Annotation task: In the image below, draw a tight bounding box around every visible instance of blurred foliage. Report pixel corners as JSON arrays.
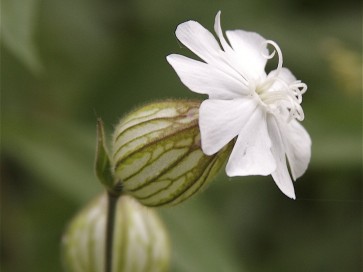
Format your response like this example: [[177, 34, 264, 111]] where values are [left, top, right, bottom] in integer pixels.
[[1, 0, 42, 73], [1, 0, 361, 271]]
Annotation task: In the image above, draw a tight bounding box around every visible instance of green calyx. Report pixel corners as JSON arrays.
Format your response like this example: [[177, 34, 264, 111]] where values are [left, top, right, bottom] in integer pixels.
[[94, 99, 232, 206], [110, 100, 232, 207]]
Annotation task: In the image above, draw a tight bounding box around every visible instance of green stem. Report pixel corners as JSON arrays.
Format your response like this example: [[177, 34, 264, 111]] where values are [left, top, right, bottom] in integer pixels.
[[105, 190, 120, 272]]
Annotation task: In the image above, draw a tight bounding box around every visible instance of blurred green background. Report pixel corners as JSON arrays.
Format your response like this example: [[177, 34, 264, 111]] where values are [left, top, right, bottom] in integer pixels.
[[1, 0, 362, 271]]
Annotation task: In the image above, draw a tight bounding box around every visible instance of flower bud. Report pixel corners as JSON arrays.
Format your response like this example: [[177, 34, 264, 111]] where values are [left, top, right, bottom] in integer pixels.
[[112, 100, 232, 206], [61, 194, 170, 272]]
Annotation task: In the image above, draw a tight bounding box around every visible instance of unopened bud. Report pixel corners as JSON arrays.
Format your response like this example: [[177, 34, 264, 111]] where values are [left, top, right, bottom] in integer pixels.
[[112, 100, 232, 206], [61, 194, 170, 272]]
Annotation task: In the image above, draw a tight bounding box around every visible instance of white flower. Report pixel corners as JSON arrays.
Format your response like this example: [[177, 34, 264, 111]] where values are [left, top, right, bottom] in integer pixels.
[[167, 11, 311, 199]]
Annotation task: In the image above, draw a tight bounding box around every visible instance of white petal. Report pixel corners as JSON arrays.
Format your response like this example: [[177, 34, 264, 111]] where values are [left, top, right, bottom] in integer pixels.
[[267, 115, 296, 199], [166, 54, 249, 99], [199, 98, 258, 155], [175, 16, 247, 86], [175, 20, 222, 64], [225, 106, 276, 176], [226, 29, 268, 80], [279, 119, 311, 180]]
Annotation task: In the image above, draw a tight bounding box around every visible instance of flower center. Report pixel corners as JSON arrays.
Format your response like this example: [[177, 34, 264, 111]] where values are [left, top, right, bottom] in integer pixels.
[[255, 41, 307, 121]]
